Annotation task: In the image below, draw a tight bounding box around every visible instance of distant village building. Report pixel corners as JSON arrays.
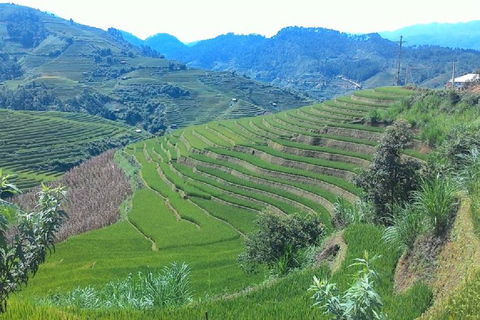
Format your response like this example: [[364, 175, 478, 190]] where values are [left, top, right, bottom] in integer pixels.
[[446, 73, 480, 90]]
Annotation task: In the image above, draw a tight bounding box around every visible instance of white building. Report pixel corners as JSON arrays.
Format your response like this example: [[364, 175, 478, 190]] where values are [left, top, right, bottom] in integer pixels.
[[446, 73, 480, 89]]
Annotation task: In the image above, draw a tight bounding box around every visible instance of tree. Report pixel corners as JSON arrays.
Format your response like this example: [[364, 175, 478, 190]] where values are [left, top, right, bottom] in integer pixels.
[[354, 120, 421, 224], [0, 170, 66, 313]]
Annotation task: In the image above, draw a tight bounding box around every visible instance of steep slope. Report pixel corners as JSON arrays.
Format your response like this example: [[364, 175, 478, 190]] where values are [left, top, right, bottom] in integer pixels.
[[139, 27, 480, 100], [0, 4, 312, 133]]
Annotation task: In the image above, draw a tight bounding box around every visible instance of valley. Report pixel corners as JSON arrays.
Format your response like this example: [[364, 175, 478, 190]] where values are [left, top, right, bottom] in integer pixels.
[[0, 3, 480, 319]]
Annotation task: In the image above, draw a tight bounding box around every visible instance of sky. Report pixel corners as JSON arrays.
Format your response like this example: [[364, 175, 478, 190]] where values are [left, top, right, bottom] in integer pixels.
[[2, 0, 480, 43]]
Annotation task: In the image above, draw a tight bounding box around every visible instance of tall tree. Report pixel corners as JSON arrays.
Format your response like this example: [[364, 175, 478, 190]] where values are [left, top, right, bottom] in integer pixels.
[[354, 120, 421, 223]]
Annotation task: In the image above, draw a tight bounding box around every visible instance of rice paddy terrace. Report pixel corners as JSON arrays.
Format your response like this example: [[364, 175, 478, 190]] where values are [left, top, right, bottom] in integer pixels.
[[0, 109, 143, 189], [128, 86, 423, 236], [12, 87, 432, 319]]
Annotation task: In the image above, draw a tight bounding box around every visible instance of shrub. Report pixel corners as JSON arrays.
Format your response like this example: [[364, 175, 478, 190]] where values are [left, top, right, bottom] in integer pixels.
[[0, 172, 66, 313], [413, 175, 460, 236], [354, 120, 421, 223], [238, 210, 324, 275]]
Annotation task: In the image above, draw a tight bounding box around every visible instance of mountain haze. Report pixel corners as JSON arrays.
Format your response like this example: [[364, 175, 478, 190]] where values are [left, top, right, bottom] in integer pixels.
[[136, 27, 480, 100], [380, 21, 480, 51]]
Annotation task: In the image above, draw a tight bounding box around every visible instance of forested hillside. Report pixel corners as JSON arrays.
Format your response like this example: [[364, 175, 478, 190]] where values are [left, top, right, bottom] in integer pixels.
[[139, 27, 480, 100], [0, 4, 312, 133]]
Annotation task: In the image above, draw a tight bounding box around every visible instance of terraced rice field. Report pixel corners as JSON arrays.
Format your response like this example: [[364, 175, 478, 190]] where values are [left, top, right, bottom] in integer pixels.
[[125, 86, 423, 256], [0, 109, 142, 189], [14, 87, 430, 318]]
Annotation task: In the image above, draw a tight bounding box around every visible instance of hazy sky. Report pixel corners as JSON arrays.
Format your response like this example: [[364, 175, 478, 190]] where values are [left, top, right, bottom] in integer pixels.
[[3, 0, 480, 42]]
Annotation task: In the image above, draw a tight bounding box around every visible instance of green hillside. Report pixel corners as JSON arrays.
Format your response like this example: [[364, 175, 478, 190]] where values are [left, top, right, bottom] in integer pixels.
[[5, 86, 449, 319], [0, 4, 312, 133], [0, 108, 143, 189]]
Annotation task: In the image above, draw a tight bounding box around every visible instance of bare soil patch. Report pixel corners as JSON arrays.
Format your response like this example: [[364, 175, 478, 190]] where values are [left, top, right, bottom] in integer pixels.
[[314, 231, 347, 274]]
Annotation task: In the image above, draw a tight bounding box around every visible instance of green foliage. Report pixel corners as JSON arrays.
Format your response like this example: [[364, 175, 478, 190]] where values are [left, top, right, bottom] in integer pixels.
[[439, 122, 480, 171], [238, 211, 324, 275], [379, 90, 480, 148], [413, 175, 460, 236], [42, 262, 192, 310], [0, 174, 66, 313], [354, 120, 422, 223], [333, 196, 375, 228], [5, 9, 47, 48], [382, 174, 459, 251], [310, 251, 385, 320], [382, 203, 426, 250], [458, 147, 480, 236]]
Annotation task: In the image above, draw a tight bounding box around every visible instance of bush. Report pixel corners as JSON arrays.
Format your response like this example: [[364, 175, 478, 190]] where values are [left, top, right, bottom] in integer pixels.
[[0, 172, 66, 313], [238, 210, 324, 275], [354, 120, 421, 223], [413, 175, 460, 236]]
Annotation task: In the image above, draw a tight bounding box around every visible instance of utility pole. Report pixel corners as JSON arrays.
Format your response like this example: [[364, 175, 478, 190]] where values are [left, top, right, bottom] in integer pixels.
[[450, 61, 456, 90], [396, 36, 404, 86]]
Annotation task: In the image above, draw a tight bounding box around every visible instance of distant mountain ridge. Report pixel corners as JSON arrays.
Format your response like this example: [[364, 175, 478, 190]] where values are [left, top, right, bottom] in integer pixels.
[[379, 21, 480, 51], [132, 26, 480, 100]]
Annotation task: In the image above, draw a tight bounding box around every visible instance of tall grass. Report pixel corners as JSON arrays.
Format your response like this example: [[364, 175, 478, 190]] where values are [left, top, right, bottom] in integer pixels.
[[333, 197, 374, 228], [413, 175, 460, 236], [382, 204, 426, 250], [458, 147, 480, 236], [42, 262, 192, 310]]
